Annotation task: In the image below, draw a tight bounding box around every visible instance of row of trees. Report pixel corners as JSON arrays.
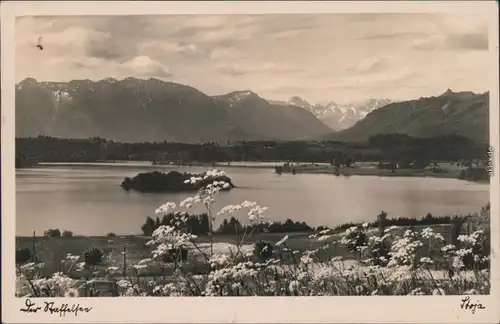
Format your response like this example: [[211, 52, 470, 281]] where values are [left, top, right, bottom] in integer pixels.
[[334, 212, 464, 232], [140, 213, 316, 237], [43, 229, 73, 237], [16, 134, 489, 165], [141, 211, 469, 237], [141, 213, 211, 236], [16, 245, 104, 268], [459, 167, 490, 181]]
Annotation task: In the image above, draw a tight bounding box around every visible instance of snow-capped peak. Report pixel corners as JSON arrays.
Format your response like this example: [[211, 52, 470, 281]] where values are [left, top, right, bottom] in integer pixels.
[[102, 77, 118, 83], [288, 96, 312, 109], [236, 90, 255, 99], [215, 90, 260, 107], [52, 89, 72, 102], [286, 96, 393, 130]]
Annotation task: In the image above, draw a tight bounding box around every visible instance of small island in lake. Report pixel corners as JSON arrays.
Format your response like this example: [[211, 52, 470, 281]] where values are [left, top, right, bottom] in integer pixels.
[[121, 170, 235, 193]]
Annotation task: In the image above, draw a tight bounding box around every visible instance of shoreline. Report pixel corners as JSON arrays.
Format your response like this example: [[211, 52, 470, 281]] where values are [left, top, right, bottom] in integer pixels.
[[274, 164, 489, 183], [21, 161, 489, 183]]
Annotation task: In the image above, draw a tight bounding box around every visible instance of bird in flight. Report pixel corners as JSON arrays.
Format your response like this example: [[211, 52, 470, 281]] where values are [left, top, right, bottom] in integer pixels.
[[36, 36, 43, 50]]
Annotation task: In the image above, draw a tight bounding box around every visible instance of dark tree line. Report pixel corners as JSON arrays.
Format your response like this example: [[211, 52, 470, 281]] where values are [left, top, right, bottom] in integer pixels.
[[367, 133, 488, 165], [43, 229, 73, 237], [16, 134, 489, 165], [141, 213, 211, 236], [333, 212, 465, 232], [140, 212, 465, 237], [218, 217, 314, 235], [140, 213, 316, 236]]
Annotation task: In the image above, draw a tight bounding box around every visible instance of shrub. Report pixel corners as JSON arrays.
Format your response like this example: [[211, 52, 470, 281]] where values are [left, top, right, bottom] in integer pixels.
[[341, 226, 368, 260], [253, 240, 273, 260], [16, 247, 32, 265], [162, 247, 189, 263], [106, 232, 117, 237], [62, 230, 73, 237], [83, 247, 104, 267], [44, 229, 61, 237]]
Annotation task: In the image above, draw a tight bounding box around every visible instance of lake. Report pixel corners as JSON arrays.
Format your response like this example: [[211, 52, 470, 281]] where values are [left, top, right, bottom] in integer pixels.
[[15, 163, 490, 236]]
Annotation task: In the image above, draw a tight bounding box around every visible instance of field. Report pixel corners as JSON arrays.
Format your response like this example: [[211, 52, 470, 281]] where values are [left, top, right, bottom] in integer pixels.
[[16, 224, 455, 279], [16, 232, 322, 277]]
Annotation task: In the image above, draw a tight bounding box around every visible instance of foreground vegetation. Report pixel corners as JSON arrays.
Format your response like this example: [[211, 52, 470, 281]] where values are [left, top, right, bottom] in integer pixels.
[[16, 170, 490, 297]]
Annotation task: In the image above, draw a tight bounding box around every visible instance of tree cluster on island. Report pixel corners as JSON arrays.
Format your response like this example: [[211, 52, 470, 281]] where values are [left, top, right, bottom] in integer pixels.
[[121, 170, 235, 193]]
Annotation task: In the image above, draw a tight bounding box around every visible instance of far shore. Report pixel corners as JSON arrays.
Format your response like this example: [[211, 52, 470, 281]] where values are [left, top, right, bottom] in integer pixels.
[[33, 160, 489, 183]]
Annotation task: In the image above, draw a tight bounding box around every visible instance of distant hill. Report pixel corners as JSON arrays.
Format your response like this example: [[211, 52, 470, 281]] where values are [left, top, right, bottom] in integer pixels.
[[214, 91, 331, 141], [15, 78, 333, 143], [321, 90, 489, 143]]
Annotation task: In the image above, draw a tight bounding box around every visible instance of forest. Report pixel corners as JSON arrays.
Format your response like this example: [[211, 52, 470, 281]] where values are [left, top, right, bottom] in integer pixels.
[[15, 134, 490, 166]]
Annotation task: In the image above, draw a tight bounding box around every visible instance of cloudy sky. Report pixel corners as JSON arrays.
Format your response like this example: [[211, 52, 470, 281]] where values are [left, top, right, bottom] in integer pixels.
[[16, 13, 490, 104]]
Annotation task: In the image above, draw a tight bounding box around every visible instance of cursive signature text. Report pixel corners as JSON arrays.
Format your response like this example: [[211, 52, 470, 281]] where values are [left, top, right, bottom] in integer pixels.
[[20, 298, 93, 317], [460, 296, 486, 314]]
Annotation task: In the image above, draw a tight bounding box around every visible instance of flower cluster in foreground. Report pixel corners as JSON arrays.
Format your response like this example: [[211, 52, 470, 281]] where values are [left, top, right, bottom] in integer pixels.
[[16, 170, 491, 297]]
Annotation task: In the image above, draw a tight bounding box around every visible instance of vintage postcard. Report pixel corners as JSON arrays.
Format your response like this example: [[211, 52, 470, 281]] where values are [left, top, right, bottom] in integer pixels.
[[1, 1, 499, 323]]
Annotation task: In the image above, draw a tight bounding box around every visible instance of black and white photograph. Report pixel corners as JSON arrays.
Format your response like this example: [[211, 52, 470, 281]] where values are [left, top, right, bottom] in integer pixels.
[[2, 1, 499, 323]]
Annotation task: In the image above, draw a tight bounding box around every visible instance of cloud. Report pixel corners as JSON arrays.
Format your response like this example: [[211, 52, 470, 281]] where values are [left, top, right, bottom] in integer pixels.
[[66, 55, 173, 79], [412, 32, 489, 51], [24, 26, 110, 55], [217, 61, 301, 77], [192, 26, 257, 46], [70, 56, 107, 70], [269, 30, 302, 39], [358, 32, 431, 41], [140, 41, 207, 58], [15, 13, 492, 103], [208, 47, 235, 60], [443, 33, 489, 50], [346, 57, 390, 74], [121, 56, 173, 78], [86, 36, 140, 62]]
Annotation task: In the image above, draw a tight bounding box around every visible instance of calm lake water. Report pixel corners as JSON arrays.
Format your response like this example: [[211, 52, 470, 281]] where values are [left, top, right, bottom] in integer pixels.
[[15, 163, 490, 236]]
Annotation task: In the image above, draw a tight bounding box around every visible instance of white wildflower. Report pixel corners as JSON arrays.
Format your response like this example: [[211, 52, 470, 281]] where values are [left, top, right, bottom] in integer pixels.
[[155, 202, 177, 215], [275, 235, 289, 247], [289, 280, 300, 293], [419, 257, 434, 265], [384, 225, 399, 233], [317, 235, 331, 241], [64, 288, 80, 298], [117, 280, 132, 288], [432, 288, 446, 296]]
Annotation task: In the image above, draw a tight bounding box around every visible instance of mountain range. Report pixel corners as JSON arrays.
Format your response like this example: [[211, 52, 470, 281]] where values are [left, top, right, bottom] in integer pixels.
[[270, 97, 393, 130], [15, 78, 489, 144], [324, 89, 489, 143], [15, 78, 333, 143]]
